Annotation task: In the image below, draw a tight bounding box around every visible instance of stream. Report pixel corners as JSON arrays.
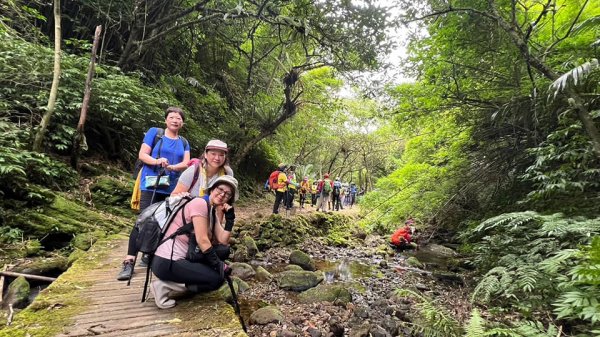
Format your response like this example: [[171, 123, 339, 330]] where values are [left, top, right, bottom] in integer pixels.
[[237, 234, 470, 337]]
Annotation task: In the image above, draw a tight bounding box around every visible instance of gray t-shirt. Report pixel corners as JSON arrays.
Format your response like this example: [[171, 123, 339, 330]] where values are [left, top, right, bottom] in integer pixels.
[[178, 163, 234, 197]]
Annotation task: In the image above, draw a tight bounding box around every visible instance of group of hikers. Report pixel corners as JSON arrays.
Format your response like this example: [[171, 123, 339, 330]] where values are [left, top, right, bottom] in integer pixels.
[[267, 163, 360, 214], [120, 106, 238, 309], [119, 107, 416, 311]]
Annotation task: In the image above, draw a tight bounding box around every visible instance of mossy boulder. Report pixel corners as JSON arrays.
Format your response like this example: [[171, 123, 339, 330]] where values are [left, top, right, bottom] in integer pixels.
[[3, 276, 30, 309], [12, 256, 68, 275], [249, 306, 284, 325], [242, 236, 259, 257], [67, 248, 86, 266], [217, 277, 249, 301], [24, 240, 43, 256], [90, 175, 136, 218], [406, 257, 423, 268], [255, 266, 272, 282], [275, 270, 324, 291], [232, 245, 249, 262], [230, 262, 255, 280], [285, 264, 304, 271], [289, 250, 315, 271], [7, 194, 129, 239], [72, 230, 106, 251], [298, 284, 352, 305]]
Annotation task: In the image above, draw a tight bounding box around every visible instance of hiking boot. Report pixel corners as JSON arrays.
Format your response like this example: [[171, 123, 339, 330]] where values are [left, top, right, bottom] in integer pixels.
[[138, 254, 150, 267], [116, 259, 134, 281]]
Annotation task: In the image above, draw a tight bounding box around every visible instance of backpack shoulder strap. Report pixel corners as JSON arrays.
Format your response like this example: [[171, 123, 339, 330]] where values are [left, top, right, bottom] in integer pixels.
[[179, 135, 189, 151], [189, 162, 201, 193], [152, 128, 165, 158]]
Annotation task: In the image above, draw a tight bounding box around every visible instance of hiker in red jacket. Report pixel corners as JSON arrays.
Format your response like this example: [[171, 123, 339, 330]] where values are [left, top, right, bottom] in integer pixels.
[[390, 218, 417, 251]]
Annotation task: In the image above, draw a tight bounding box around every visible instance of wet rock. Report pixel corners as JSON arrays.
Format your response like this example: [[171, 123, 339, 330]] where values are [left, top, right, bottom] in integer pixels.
[[379, 260, 388, 268], [298, 284, 352, 305], [249, 306, 284, 325], [349, 323, 372, 337], [415, 283, 430, 291], [255, 266, 273, 282], [370, 325, 392, 337], [12, 256, 68, 275], [3, 276, 30, 309], [243, 236, 259, 258], [431, 271, 464, 285], [285, 264, 304, 271], [230, 262, 256, 280], [421, 243, 457, 258], [278, 330, 297, 337], [275, 270, 323, 291], [380, 315, 399, 336], [307, 327, 322, 337], [353, 305, 370, 319], [289, 250, 316, 271]]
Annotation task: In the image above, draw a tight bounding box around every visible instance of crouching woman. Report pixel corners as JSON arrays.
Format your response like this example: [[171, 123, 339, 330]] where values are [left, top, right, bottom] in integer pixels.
[[151, 175, 238, 308]]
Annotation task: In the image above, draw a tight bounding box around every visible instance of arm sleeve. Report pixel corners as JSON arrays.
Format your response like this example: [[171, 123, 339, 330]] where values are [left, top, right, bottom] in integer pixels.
[[142, 127, 158, 148]]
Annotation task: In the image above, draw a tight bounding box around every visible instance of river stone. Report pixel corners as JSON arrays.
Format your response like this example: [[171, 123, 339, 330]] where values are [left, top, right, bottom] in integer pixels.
[[275, 270, 323, 291], [421, 243, 457, 258], [255, 266, 273, 282], [431, 271, 464, 285], [217, 277, 249, 300], [330, 316, 345, 337], [406, 257, 423, 268], [233, 245, 249, 262], [285, 264, 304, 271], [230, 262, 256, 280], [249, 306, 284, 325], [369, 325, 392, 337], [3, 276, 30, 309], [289, 250, 315, 271], [349, 323, 372, 337], [243, 236, 259, 257], [298, 284, 352, 305]]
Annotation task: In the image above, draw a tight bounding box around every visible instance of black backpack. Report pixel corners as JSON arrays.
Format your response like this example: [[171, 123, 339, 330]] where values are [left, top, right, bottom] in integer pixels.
[[132, 128, 190, 179], [132, 196, 195, 301]]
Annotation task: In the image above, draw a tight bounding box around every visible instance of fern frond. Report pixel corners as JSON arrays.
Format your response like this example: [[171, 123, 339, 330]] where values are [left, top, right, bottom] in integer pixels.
[[464, 308, 485, 337], [396, 288, 462, 337], [549, 59, 599, 99]]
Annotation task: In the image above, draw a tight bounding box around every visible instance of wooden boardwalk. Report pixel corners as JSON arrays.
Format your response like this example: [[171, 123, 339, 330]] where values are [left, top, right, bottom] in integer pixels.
[[4, 237, 246, 337]]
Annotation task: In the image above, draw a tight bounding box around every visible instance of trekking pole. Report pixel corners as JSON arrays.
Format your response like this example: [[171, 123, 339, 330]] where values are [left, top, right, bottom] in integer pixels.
[[225, 275, 247, 332]]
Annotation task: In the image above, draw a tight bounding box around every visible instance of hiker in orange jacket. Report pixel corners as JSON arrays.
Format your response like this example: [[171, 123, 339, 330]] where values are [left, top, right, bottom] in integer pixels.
[[390, 218, 417, 251]]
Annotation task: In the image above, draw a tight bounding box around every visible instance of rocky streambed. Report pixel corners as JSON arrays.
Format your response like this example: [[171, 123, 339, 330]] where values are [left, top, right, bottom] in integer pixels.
[[227, 213, 473, 337]]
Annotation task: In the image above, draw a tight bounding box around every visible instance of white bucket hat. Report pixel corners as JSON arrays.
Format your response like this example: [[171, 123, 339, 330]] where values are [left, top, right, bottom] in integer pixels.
[[208, 175, 239, 202]]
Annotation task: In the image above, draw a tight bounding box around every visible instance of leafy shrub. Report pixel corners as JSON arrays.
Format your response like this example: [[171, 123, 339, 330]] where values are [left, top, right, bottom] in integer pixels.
[[464, 211, 600, 334]]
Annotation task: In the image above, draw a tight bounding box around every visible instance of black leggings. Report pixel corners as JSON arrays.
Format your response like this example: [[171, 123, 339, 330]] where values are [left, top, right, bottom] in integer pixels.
[[151, 244, 231, 293], [126, 191, 168, 256]]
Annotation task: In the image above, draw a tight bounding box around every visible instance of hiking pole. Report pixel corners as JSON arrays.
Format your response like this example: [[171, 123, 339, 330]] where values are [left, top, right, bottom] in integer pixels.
[[225, 275, 247, 332]]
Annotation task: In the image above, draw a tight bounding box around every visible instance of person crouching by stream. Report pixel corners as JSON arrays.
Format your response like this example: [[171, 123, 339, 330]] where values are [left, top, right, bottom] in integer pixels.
[[150, 175, 238, 309], [390, 218, 418, 251]]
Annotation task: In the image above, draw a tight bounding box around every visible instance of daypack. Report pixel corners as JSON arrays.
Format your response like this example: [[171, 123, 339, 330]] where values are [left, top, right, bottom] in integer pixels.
[[322, 179, 332, 194], [333, 181, 341, 195], [268, 170, 280, 190], [133, 195, 195, 301], [131, 128, 190, 179]]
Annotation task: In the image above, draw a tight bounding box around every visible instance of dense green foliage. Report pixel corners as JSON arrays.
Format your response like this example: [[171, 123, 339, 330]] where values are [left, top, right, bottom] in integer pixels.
[[1, 0, 600, 336]]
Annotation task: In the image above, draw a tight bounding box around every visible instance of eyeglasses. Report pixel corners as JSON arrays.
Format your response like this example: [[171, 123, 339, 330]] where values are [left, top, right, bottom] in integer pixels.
[[214, 186, 232, 198]]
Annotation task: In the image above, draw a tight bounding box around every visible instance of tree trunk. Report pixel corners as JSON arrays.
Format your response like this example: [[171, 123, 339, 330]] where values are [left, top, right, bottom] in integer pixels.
[[32, 0, 61, 152], [71, 25, 102, 169]]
